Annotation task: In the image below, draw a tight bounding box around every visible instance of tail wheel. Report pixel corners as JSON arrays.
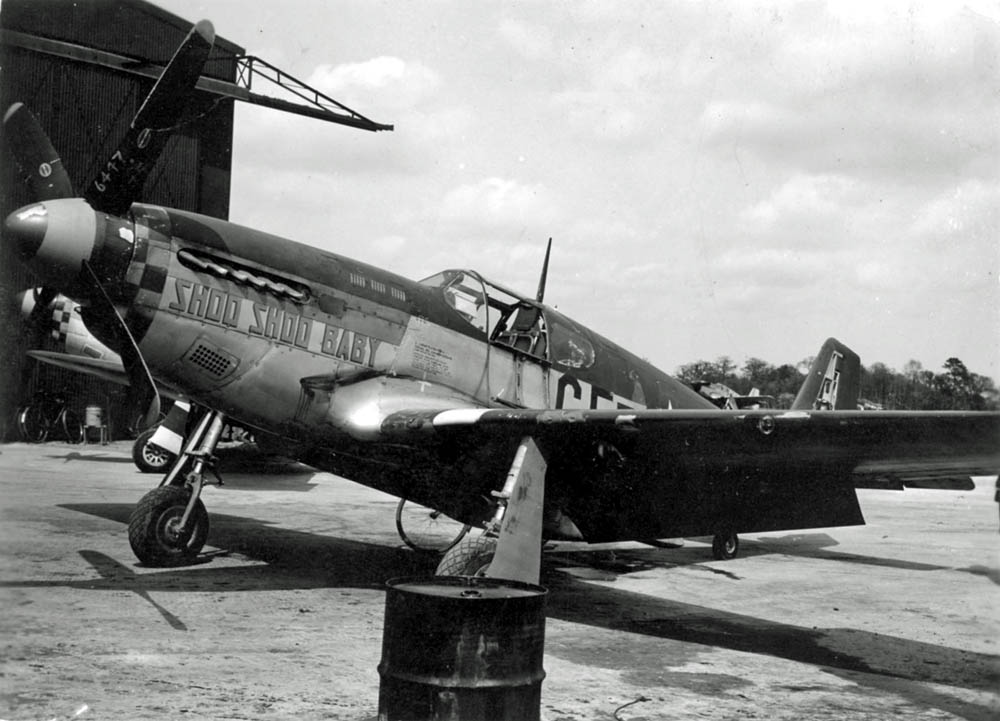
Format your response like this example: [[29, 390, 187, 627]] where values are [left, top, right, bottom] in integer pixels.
[[712, 529, 739, 560], [435, 535, 498, 577], [128, 486, 209, 567], [132, 427, 176, 473], [60, 409, 84, 444], [395, 498, 471, 554]]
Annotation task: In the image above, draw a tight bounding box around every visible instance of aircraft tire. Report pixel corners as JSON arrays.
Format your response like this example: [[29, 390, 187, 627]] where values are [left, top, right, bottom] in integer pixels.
[[435, 535, 497, 577], [711, 530, 739, 560], [128, 486, 209, 567], [132, 427, 176, 473]]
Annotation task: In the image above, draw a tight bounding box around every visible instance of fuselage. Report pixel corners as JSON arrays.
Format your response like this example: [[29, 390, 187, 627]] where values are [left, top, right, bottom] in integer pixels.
[[7, 197, 719, 531], [117, 203, 716, 432]]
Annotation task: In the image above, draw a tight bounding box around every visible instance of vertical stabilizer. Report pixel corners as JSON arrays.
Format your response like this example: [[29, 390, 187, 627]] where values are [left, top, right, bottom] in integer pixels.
[[792, 338, 861, 411]]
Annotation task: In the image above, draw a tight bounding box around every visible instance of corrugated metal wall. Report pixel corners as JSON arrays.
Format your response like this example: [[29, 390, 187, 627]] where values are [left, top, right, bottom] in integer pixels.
[[0, 0, 241, 440]]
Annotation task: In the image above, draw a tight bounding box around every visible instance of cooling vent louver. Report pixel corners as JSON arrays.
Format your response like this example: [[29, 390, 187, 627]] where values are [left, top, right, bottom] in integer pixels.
[[177, 249, 309, 303], [184, 340, 238, 379]]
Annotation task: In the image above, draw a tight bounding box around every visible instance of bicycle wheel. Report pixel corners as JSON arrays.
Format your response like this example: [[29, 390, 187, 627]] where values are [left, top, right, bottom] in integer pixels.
[[395, 498, 471, 553], [18, 404, 48, 442], [60, 409, 85, 444]]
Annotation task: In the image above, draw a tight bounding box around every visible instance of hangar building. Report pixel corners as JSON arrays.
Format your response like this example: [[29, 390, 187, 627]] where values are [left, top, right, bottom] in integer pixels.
[[0, 0, 387, 439]]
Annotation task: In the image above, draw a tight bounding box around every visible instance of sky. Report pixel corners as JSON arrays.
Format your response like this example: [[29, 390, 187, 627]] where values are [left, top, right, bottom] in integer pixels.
[[153, 0, 999, 380]]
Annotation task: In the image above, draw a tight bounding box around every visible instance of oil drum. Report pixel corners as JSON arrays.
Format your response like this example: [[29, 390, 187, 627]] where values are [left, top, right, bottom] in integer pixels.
[[378, 575, 547, 721]]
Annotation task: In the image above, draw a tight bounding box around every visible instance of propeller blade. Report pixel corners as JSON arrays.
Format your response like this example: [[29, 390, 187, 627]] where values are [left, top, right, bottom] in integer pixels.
[[82, 260, 161, 431], [25, 286, 59, 327], [84, 19, 215, 216], [17, 286, 60, 350], [3, 103, 75, 201], [123, 340, 163, 432]]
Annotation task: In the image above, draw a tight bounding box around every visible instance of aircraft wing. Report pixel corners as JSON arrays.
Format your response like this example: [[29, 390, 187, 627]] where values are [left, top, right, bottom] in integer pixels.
[[26, 350, 181, 400], [27, 350, 129, 386], [380, 407, 999, 541], [383, 407, 999, 466]]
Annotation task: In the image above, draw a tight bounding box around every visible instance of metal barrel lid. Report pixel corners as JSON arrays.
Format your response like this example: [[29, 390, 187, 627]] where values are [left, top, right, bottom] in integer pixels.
[[386, 575, 546, 600]]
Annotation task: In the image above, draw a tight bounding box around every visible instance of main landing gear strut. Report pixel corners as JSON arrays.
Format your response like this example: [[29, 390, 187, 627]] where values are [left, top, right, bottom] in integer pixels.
[[435, 436, 548, 585], [128, 410, 226, 566]]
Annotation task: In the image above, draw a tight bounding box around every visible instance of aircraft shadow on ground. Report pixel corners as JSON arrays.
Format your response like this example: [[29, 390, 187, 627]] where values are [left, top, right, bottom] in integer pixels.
[[546, 532, 957, 579], [37, 503, 999, 720], [57, 502, 436, 590], [210, 447, 318, 477], [542, 571, 998, 720], [45, 451, 136, 464], [185, 448, 324, 490], [209, 471, 320, 492], [44, 445, 318, 480]]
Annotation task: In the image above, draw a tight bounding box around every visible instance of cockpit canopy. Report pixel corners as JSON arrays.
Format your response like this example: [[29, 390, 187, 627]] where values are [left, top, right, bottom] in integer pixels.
[[420, 269, 595, 370]]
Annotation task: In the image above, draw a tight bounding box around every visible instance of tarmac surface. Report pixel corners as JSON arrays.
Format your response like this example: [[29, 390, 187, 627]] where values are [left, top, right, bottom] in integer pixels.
[[0, 440, 997, 720]]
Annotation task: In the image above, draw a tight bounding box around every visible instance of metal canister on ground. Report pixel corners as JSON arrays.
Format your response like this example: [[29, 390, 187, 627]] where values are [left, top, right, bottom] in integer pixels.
[[378, 575, 547, 721], [84, 405, 106, 444], [84, 405, 103, 427]]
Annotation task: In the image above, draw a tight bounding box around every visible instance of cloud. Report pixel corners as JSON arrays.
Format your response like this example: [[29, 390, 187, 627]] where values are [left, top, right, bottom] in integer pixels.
[[903, 180, 1000, 291], [370, 234, 408, 257], [497, 18, 555, 61], [550, 89, 643, 142], [154, 0, 999, 377], [730, 173, 879, 261], [697, 171, 999, 370], [438, 177, 557, 228], [307, 56, 441, 111], [699, 5, 1000, 181], [739, 173, 859, 229], [910, 179, 1000, 244], [548, 45, 678, 143], [232, 56, 472, 177]]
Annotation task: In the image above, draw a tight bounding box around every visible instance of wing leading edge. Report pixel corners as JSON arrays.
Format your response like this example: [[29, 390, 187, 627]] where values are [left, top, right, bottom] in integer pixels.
[[383, 406, 1000, 464]]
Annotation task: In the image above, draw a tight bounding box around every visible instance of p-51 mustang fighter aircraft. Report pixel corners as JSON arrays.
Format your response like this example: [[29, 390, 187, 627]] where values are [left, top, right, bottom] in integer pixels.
[[5, 19, 998, 583]]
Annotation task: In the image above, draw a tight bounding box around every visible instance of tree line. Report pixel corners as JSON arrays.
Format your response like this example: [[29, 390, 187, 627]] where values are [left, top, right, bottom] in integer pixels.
[[674, 355, 998, 411]]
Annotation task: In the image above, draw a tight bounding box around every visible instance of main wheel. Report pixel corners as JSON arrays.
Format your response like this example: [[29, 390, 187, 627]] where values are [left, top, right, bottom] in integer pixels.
[[128, 486, 209, 566], [132, 427, 177, 473], [395, 498, 471, 553], [711, 529, 739, 560], [18, 404, 47, 442], [60, 409, 84, 444], [435, 535, 498, 576]]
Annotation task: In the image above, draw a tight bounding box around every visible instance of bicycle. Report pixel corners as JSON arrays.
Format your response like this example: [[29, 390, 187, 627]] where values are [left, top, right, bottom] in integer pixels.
[[395, 498, 471, 554], [17, 389, 84, 443]]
